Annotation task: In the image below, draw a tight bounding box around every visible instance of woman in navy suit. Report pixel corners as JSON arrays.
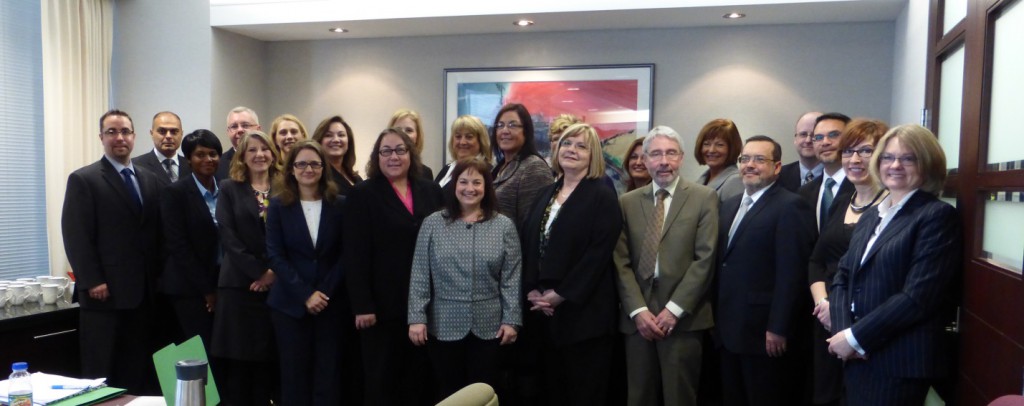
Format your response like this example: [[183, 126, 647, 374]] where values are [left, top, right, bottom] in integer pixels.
[[266, 140, 346, 405], [520, 123, 623, 406], [345, 128, 444, 405], [828, 124, 961, 406], [212, 130, 281, 405]]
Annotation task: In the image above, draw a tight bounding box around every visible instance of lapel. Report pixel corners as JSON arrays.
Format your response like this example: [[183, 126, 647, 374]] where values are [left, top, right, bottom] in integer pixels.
[[857, 193, 925, 270], [185, 177, 217, 230], [720, 194, 741, 257], [637, 184, 655, 228], [829, 178, 855, 213], [373, 176, 414, 219], [728, 183, 778, 251], [286, 200, 317, 253], [493, 158, 521, 186], [707, 165, 738, 192], [99, 158, 142, 216], [661, 179, 690, 240]]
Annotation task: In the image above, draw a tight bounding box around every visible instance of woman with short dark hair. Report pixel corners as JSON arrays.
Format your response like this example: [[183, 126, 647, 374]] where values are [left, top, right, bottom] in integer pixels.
[[694, 118, 744, 202]]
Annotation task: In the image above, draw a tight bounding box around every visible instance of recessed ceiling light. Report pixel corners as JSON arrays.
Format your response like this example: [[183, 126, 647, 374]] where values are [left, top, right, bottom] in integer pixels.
[[329, 27, 348, 33], [514, 19, 534, 27], [723, 12, 745, 19], [567, 87, 580, 91]]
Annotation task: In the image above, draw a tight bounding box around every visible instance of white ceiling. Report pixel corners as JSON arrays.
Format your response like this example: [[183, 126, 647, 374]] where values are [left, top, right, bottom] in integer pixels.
[[210, 0, 908, 41]]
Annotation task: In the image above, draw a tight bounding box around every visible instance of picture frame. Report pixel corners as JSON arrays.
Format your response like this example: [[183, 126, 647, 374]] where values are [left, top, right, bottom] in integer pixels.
[[442, 64, 654, 192]]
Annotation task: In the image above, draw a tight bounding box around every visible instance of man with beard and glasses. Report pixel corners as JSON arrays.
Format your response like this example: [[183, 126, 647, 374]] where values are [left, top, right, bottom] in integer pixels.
[[799, 113, 854, 232]]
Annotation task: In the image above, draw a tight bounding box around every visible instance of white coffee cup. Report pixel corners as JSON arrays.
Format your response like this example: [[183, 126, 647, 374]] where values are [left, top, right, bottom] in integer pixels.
[[0, 287, 9, 307], [42, 276, 72, 299], [42, 284, 64, 305], [23, 282, 42, 303], [7, 284, 27, 305]]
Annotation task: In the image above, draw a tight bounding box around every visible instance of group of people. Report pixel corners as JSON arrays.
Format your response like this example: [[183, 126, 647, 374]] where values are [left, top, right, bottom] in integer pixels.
[[60, 102, 961, 406]]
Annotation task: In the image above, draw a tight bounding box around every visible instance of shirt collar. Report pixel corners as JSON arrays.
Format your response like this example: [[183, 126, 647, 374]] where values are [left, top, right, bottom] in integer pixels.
[[877, 189, 918, 218], [104, 155, 135, 174], [744, 181, 775, 205], [153, 148, 183, 163], [801, 162, 824, 178], [652, 175, 681, 199], [192, 173, 219, 197]]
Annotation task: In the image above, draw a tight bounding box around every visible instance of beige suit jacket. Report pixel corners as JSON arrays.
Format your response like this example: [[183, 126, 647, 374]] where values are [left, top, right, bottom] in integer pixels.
[[613, 178, 719, 333]]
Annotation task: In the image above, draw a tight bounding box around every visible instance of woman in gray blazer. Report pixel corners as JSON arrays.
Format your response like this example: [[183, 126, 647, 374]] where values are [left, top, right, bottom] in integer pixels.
[[693, 118, 744, 203], [408, 158, 522, 400], [490, 103, 554, 229]]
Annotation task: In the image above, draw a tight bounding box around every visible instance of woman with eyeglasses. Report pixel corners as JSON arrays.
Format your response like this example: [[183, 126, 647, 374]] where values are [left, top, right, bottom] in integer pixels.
[[804, 119, 888, 406], [694, 118, 744, 203], [389, 108, 435, 180], [827, 125, 961, 406], [520, 123, 623, 406], [312, 115, 362, 196], [213, 130, 280, 405], [345, 128, 444, 405], [491, 103, 555, 229], [265, 140, 346, 405], [270, 114, 310, 163]]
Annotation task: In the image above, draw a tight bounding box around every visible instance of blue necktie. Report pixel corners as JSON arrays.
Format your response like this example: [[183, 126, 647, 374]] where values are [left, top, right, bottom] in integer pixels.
[[820, 178, 836, 231], [121, 168, 143, 209]]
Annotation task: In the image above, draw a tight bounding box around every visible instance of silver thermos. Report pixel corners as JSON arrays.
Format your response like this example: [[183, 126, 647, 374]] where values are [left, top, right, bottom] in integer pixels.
[[174, 359, 208, 406]]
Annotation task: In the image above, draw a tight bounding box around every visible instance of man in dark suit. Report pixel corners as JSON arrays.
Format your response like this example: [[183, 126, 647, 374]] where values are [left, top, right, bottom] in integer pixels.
[[216, 106, 262, 180], [716, 135, 816, 406], [614, 126, 719, 405], [778, 111, 823, 193], [61, 109, 162, 393], [798, 112, 853, 231], [132, 111, 191, 187]]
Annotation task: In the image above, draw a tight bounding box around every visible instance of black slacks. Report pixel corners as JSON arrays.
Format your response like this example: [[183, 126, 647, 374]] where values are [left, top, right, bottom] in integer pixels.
[[843, 359, 930, 406], [270, 307, 341, 406], [80, 306, 155, 394], [427, 334, 501, 401], [359, 320, 431, 405]]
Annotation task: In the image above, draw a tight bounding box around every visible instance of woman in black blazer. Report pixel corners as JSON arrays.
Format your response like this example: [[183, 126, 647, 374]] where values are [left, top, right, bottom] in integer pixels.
[[266, 140, 346, 405], [212, 130, 281, 405], [521, 124, 623, 406], [828, 125, 961, 406], [344, 128, 444, 405], [312, 115, 363, 196], [160, 130, 223, 350]]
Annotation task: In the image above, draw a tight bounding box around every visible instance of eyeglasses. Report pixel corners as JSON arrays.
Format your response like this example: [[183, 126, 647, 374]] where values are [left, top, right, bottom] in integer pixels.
[[879, 154, 917, 166], [841, 147, 874, 158], [558, 139, 589, 151], [293, 161, 324, 170], [228, 122, 256, 131], [812, 131, 842, 142], [379, 147, 409, 157], [646, 150, 682, 161], [794, 131, 812, 139], [494, 121, 522, 130], [155, 128, 181, 136], [738, 155, 774, 165], [103, 128, 134, 137]]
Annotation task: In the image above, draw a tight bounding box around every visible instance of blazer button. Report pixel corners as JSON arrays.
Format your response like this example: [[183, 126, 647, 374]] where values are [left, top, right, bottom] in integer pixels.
[[854, 288, 862, 293]]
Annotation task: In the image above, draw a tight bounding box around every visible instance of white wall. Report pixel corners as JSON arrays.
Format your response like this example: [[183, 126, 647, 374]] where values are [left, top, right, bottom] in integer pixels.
[[112, 0, 212, 156], [890, 0, 930, 127], [263, 22, 895, 181], [211, 28, 268, 148]]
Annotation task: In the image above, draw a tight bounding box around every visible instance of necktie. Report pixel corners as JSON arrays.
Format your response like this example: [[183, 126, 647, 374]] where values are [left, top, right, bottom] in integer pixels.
[[163, 158, 178, 182], [728, 196, 753, 247], [820, 177, 836, 231], [637, 189, 669, 281], [121, 168, 143, 209], [803, 170, 815, 185]]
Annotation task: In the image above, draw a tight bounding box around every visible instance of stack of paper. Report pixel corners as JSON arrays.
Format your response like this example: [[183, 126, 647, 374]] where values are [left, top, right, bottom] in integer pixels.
[[0, 372, 124, 405]]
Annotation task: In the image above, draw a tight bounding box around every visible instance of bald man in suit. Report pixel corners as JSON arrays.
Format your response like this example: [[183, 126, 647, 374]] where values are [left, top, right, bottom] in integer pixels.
[[614, 126, 719, 405]]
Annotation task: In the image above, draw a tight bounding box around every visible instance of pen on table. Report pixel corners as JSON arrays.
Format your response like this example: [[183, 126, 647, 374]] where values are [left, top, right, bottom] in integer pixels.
[[52, 385, 91, 390]]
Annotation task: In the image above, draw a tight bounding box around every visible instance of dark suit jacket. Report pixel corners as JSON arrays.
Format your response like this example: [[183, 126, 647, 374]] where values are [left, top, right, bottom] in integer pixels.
[[521, 177, 623, 347], [830, 191, 961, 378], [614, 179, 719, 334], [61, 157, 162, 309], [266, 196, 346, 319], [777, 161, 802, 193], [215, 148, 235, 181], [344, 176, 444, 322], [716, 183, 815, 354], [133, 150, 192, 187], [799, 174, 854, 231], [216, 180, 269, 288], [160, 176, 220, 296]]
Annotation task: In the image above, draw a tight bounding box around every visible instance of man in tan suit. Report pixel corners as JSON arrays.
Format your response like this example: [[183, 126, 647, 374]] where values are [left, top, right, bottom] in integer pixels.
[[614, 126, 719, 405]]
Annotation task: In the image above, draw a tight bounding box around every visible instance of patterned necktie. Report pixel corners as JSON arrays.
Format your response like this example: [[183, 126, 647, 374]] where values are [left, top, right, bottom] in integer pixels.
[[820, 177, 836, 231], [121, 168, 143, 209], [163, 158, 178, 182], [637, 189, 669, 281], [803, 170, 815, 185], [728, 196, 753, 247]]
